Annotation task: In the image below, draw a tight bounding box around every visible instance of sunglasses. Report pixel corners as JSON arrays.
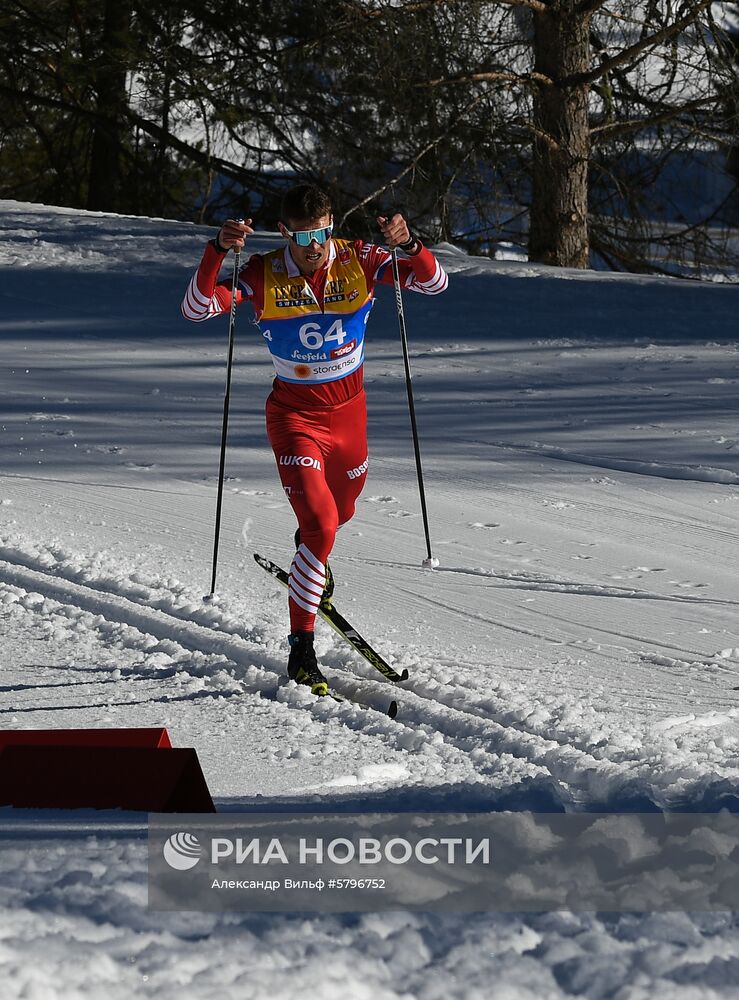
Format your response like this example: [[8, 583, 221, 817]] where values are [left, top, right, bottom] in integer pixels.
[[283, 224, 333, 247]]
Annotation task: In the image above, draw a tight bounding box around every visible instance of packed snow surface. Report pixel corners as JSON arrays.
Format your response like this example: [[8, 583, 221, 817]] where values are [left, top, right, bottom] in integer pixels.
[[1, 201, 738, 997]]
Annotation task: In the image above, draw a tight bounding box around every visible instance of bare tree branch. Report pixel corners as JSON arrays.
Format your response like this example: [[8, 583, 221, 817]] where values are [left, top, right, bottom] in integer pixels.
[[422, 70, 555, 89], [567, 0, 714, 87], [337, 135, 449, 225], [591, 94, 727, 141], [576, 0, 610, 15], [359, 0, 550, 15], [0, 83, 258, 188], [510, 117, 561, 152]]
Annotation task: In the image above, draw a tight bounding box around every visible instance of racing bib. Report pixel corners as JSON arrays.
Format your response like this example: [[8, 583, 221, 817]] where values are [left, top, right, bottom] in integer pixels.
[[256, 240, 373, 384]]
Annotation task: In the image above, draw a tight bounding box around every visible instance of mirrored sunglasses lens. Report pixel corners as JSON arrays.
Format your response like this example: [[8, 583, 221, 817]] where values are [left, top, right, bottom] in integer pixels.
[[293, 227, 331, 247]]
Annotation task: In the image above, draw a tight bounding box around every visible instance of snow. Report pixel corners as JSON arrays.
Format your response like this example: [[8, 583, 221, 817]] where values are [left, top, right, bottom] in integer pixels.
[[1, 199, 738, 996]]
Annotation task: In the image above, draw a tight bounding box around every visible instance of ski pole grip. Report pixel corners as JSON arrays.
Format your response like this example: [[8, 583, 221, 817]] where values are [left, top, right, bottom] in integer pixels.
[[380, 209, 417, 253], [380, 208, 402, 239], [234, 218, 245, 256]]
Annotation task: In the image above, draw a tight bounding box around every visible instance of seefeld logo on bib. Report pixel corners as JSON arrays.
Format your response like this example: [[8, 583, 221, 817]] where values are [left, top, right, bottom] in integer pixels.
[[163, 832, 203, 870]]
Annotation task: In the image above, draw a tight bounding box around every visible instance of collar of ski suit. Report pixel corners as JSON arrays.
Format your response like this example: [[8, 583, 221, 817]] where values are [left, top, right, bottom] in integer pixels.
[[284, 239, 337, 279]]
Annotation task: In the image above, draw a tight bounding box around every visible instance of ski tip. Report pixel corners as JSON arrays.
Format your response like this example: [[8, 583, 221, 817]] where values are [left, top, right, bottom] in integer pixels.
[[400, 668, 409, 681], [388, 700, 398, 719]]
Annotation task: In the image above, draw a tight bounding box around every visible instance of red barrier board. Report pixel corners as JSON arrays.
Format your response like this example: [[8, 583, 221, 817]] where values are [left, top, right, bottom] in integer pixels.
[[0, 728, 172, 750], [0, 745, 215, 813]]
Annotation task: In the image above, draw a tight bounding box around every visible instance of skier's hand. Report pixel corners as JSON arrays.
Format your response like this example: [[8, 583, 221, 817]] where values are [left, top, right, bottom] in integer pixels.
[[377, 213, 411, 249], [216, 218, 254, 252]]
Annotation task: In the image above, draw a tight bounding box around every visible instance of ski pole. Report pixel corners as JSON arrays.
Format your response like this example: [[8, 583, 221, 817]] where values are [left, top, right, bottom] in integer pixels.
[[390, 247, 438, 569], [204, 223, 243, 602]]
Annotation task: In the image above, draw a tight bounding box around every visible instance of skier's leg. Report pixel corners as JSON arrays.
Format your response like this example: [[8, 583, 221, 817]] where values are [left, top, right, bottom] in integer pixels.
[[266, 400, 338, 636], [325, 390, 369, 529]]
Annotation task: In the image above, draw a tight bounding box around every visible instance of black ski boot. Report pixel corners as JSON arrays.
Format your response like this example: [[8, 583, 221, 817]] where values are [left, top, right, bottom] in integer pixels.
[[293, 528, 334, 604], [287, 632, 329, 696]]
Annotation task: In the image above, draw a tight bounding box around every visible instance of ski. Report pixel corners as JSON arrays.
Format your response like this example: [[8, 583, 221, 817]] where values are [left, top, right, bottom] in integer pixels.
[[288, 675, 398, 718], [253, 552, 409, 684], [325, 689, 399, 719]]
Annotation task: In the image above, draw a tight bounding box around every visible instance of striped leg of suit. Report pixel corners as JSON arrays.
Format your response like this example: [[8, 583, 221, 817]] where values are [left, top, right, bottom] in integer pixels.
[[288, 544, 327, 632]]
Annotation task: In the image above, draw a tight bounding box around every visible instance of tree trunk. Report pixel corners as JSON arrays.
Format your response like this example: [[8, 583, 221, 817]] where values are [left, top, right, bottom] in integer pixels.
[[87, 0, 132, 212], [725, 29, 739, 184], [529, 4, 591, 268]]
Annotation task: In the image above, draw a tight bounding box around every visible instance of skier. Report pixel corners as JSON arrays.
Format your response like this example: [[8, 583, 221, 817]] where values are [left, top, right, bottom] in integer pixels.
[[182, 184, 448, 694]]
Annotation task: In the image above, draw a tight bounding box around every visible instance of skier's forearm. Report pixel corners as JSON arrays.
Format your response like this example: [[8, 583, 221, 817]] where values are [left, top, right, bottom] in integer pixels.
[[197, 240, 229, 296], [384, 244, 449, 295], [181, 242, 230, 322], [402, 243, 437, 282]]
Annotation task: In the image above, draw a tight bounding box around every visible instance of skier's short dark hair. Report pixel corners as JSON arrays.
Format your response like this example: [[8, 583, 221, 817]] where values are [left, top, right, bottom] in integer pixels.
[[280, 184, 332, 225]]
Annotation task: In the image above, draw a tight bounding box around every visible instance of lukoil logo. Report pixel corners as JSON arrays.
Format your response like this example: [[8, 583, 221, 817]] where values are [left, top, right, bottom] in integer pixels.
[[163, 832, 203, 871], [279, 455, 322, 470]]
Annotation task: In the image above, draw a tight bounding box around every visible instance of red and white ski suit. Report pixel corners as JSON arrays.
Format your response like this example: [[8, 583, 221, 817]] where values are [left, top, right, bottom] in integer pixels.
[[182, 236, 448, 632]]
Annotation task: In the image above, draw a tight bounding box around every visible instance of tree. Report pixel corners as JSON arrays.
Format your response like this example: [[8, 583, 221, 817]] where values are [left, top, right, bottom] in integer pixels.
[[0, 0, 215, 216], [331, 0, 737, 272], [86, 0, 133, 210], [2, 0, 737, 275]]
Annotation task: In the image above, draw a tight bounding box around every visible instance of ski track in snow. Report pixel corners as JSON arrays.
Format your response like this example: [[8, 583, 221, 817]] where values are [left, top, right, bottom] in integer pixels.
[[1, 542, 738, 814], [488, 439, 739, 486]]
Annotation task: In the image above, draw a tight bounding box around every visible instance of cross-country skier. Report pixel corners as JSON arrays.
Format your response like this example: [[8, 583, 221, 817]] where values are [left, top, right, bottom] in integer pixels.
[[182, 184, 448, 694]]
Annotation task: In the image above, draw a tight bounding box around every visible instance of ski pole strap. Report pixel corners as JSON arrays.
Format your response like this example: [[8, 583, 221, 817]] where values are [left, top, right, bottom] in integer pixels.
[[397, 234, 421, 255]]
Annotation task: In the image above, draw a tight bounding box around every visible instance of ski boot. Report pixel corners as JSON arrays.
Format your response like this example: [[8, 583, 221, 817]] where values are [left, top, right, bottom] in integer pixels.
[[287, 632, 329, 696], [293, 528, 334, 605]]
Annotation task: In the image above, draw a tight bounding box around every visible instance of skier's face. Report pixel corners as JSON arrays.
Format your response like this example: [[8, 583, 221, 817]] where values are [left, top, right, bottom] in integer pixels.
[[279, 214, 333, 275]]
